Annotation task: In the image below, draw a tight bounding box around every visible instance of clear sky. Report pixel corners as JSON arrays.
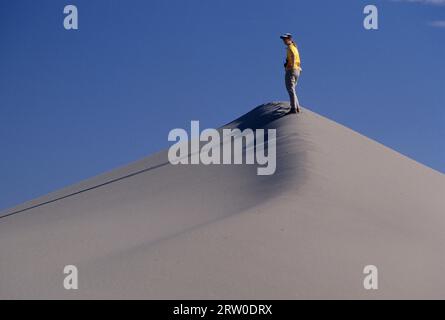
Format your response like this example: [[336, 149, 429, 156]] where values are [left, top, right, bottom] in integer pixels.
[[1, 0, 444, 210]]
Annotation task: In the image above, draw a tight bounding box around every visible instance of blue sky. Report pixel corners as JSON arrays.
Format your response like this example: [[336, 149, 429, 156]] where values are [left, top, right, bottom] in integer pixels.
[[1, 0, 444, 210]]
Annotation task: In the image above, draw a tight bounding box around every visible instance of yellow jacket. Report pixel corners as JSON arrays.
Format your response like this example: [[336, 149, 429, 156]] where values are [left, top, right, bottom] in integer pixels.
[[285, 42, 301, 71]]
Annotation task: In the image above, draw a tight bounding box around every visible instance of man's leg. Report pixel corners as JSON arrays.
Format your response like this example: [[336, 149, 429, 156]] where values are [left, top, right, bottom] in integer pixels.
[[285, 69, 300, 112], [293, 69, 301, 112]]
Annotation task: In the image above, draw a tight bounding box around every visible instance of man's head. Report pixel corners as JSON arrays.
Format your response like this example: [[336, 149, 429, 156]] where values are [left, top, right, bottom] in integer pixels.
[[280, 33, 293, 45]]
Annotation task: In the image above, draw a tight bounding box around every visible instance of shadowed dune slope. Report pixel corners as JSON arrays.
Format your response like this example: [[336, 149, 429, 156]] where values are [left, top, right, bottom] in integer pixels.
[[0, 102, 444, 299]]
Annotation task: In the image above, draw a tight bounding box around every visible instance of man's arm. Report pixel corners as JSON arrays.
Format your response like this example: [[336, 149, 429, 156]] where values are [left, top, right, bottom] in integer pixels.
[[288, 49, 295, 69]]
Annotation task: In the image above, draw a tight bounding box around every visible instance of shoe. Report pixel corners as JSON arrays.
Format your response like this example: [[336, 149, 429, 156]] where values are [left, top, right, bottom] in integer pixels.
[[296, 107, 301, 113], [289, 108, 297, 114]]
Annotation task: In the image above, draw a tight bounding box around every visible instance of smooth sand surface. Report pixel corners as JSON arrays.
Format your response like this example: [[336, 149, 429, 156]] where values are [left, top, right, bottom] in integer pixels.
[[0, 102, 444, 299]]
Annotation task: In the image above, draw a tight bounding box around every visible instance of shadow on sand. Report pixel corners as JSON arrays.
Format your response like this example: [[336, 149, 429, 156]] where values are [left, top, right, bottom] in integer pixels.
[[223, 101, 292, 130]]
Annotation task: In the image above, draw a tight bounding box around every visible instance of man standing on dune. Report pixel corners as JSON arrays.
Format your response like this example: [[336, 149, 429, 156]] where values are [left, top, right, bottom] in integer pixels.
[[281, 33, 302, 114]]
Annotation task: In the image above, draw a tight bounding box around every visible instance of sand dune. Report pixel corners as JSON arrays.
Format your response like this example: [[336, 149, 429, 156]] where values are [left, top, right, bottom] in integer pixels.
[[0, 102, 444, 299]]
